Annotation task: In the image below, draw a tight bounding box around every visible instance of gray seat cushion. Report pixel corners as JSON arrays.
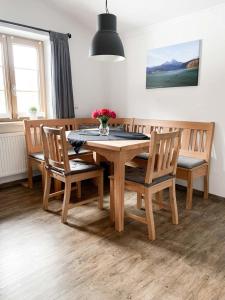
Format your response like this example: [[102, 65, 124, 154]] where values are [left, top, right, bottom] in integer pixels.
[[79, 125, 97, 129], [51, 159, 101, 176], [136, 152, 149, 160], [30, 148, 92, 161], [30, 152, 44, 161], [177, 156, 206, 169], [109, 125, 125, 131], [68, 148, 92, 157], [136, 153, 206, 170], [125, 166, 174, 187]]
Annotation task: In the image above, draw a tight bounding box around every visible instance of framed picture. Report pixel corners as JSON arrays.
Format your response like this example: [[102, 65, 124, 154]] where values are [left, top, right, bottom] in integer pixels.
[[146, 40, 201, 89]]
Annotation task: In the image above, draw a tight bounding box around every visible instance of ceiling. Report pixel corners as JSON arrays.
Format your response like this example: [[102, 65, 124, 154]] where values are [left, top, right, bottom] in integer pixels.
[[43, 0, 225, 34]]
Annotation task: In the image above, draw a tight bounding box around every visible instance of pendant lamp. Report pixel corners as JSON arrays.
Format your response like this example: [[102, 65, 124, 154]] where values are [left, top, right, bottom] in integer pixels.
[[89, 0, 125, 62]]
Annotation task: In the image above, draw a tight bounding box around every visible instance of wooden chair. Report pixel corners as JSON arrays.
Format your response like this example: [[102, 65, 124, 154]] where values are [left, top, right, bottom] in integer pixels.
[[175, 122, 215, 209], [41, 125, 104, 223], [132, 119, 215, 209], [24, 119, 93, 189], [110, 131, 181, 240]]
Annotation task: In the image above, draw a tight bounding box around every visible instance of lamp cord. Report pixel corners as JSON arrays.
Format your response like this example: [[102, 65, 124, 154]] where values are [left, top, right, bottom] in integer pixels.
[[105, 0, 109, 13]]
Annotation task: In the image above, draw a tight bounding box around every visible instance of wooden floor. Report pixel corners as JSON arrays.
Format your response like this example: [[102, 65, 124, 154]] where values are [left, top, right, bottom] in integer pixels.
[[1, 180, 225, 300]]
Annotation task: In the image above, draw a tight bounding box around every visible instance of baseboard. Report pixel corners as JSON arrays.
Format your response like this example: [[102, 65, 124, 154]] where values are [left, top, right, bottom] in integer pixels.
[[0, 173, 28, 185], [176, 184, 225, 201], [0, 170, 40, 186], [1, 175, 224, 202]]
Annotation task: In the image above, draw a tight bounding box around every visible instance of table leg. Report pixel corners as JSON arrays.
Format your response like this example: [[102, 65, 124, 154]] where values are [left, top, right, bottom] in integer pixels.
[[113, 155, 125, 232], [93, 152, 102, 187], [93, 152, 101, 165]]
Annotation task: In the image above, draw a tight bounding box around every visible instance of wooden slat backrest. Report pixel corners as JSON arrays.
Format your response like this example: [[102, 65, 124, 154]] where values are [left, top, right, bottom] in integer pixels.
[[41, 126, 70, 174], [108, 118, 134, 132], [24, 119, 76, 154], [134, 119, 215, 162], [74, 118, 99, 130], [74, 118, 134, 132], [145, 131, 181, 184]]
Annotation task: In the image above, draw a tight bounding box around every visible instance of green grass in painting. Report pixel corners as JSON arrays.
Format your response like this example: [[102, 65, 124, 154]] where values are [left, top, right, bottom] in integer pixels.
[[146, 68, 199, 89]]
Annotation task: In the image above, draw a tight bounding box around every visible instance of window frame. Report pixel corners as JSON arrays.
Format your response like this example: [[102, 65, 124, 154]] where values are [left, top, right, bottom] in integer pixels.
[[0, 35, 12, 119], [0, 33, 46, 121]]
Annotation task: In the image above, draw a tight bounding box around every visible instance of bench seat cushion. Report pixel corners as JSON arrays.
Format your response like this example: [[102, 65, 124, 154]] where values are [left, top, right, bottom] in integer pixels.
[[125, 166, 174, 187], [177, 156, 206, 169], [136, 152, 149, 160], [30, 148, 92, 161], [135, 153, 206, 169]]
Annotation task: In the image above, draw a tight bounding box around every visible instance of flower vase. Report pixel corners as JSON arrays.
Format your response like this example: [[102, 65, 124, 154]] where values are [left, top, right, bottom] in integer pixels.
[[99, 120, 109, 136]]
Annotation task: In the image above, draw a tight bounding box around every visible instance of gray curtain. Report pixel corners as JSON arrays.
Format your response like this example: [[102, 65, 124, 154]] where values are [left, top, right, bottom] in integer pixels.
[[50, 31, 75, 118]]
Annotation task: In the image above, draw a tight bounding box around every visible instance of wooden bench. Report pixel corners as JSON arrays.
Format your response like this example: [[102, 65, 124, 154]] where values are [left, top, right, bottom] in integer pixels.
[[24, 118, 94, 189], [132, 119, 215, 209]]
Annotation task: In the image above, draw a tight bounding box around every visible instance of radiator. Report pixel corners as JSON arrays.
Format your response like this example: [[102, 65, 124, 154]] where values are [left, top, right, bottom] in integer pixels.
[[0, 132, 27, 178]]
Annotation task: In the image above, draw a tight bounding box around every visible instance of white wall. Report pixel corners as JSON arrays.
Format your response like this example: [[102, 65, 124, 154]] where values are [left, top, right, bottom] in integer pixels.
[[106, 4, 225, 197], [0, 0, 106, 117]]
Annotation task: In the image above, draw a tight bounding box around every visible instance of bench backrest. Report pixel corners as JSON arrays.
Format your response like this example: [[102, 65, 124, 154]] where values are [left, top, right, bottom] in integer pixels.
[[24, 118, 76, 154], [24, 117, 214, 163], [75, 117, 134, 132], [24, 117, 134, 154], [74, 118, 99, 130], [133, 119, 215, 162], [108, 118, 134, 132]]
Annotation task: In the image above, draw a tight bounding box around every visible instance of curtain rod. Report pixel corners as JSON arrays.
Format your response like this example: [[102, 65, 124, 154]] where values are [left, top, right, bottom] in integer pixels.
[[0, 19, 72, 38]]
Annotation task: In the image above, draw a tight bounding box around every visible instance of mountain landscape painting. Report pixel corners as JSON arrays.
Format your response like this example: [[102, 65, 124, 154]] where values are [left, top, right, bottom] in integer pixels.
[[146, 40, 201, 89]]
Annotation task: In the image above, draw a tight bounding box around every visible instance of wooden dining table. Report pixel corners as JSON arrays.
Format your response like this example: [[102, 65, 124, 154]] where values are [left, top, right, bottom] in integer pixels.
[[66, 131, 150, 232]]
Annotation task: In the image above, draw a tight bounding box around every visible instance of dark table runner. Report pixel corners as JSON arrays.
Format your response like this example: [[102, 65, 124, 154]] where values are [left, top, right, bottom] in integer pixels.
[[68, 129, 150, 153]]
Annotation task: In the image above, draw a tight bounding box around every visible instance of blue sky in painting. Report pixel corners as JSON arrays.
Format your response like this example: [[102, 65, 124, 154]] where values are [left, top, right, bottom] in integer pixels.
[[147, 40, 200, 67]]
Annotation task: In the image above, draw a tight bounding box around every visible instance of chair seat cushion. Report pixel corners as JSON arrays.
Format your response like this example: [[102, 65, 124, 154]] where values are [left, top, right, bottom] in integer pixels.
[[30, 149, 92, 161], [125, 166, 174, 187], [177, 156, 206, 169], [68, 159, 100, 175], [135, 153, 206, 170]]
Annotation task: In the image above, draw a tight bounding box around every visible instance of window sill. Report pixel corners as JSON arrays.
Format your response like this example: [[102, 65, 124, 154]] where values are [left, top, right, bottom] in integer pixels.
[[0, 121, 24, 134]]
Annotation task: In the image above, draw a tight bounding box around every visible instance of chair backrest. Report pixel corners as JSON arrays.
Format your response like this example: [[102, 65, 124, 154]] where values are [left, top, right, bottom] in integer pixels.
[[145, 131, 181, 185], [133, 119, 215, 162], [41, 125, 70, 174], [24, 118, 76, 154], [108, 118, 134, 132]]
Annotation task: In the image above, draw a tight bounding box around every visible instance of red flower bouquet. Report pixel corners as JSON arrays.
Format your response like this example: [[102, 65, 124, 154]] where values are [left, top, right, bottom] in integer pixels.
[[92, 108, 116, 135]]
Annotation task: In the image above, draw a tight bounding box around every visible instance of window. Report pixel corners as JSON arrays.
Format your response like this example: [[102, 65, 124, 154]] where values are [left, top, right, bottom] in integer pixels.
[[0, 34, 46, 120]]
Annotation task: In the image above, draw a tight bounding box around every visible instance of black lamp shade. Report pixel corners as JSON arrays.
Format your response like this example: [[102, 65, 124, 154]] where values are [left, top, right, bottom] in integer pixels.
[[89, 13, 125, 62]]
